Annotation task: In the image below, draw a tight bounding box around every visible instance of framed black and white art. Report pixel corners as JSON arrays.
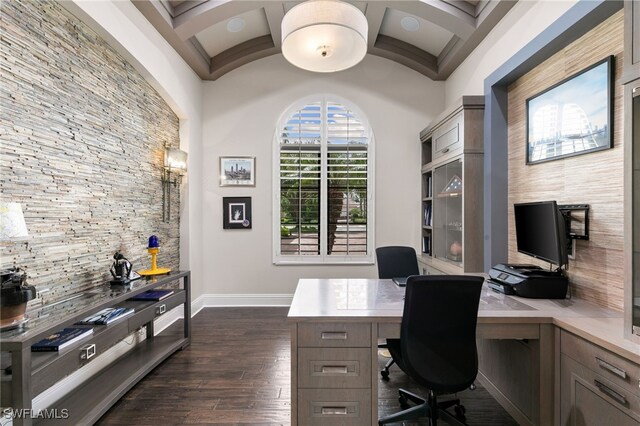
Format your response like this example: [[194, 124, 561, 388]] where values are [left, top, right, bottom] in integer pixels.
[[223, 197, 252, 229]]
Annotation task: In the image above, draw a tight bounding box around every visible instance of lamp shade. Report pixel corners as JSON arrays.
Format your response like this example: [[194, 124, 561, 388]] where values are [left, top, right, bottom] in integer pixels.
[[164, 147, 188, 175], [281, 0, 368, 73], [0, 202, 28, 241]]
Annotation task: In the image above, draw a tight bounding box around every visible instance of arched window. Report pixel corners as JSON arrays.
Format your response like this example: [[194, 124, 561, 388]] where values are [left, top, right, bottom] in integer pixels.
[[273, 98, 374, 264]]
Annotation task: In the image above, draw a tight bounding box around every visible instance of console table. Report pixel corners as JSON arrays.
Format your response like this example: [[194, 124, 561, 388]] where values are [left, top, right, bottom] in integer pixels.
[[288, 278, 639, 426], [0, 270, 191, 425]]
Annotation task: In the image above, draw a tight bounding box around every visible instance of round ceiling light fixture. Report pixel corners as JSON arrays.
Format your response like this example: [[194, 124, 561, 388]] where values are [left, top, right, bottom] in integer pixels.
[[400, 16, 420, 32], [281, 0, 368, 73], [227, 17, 246, 33]]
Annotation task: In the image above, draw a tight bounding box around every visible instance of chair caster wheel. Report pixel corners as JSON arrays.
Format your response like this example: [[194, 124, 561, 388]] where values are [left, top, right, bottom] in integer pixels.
[[455, 404, 466, 421], [399, 394, 409, 409], [381, 369, 389, 380]]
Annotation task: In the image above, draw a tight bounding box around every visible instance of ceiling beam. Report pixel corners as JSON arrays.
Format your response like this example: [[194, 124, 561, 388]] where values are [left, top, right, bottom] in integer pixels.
[[263, 2, 285, 48], [437, 0, 517, 79], [132, 0, 211, 79], [365, 2, 387, 49], [173, 1, 263, 40], [210, 34, 278, 80], [391, 0, 476, 40], [371, 35, 439, 80]]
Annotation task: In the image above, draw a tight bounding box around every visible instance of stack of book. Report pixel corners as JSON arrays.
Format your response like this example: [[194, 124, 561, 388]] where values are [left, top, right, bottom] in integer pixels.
[[31, 327, 93, 352], [77, 307, 135, 325]]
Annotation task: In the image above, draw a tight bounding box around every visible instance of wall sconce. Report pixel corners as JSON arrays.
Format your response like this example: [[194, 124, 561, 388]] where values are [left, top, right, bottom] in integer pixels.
[[162, 147, 188, 223]]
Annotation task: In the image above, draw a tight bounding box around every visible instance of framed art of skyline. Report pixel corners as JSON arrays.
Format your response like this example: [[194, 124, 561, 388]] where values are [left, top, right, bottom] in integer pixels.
[[526, 56, 613, 164]]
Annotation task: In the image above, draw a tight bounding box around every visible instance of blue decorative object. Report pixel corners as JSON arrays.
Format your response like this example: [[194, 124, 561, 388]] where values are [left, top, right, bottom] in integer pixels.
[[148, 235, 159, 248]]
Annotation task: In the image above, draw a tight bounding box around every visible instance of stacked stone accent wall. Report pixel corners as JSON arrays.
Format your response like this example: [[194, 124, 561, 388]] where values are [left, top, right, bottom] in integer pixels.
[[0, 0, 181, 305]]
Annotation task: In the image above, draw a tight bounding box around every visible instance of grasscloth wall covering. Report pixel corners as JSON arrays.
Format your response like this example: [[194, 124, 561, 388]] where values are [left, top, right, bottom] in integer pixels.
[[0, 0, 180, 304], [507, 11, 624, 311]]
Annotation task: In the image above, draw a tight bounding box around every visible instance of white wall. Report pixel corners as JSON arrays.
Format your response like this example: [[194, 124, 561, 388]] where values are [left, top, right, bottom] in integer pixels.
[[445, 0, 578, 105], [63, 0, 204, 299], [202, 54, 444, 295]]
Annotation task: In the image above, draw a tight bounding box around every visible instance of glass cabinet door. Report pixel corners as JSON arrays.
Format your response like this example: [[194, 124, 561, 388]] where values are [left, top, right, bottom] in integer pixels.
[[433, 159, 463, 266], [633, 86, 639, 336]]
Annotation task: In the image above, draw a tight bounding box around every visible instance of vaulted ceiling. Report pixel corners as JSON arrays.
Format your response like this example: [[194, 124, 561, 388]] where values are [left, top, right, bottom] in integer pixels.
[[133, 0, 517, 81]]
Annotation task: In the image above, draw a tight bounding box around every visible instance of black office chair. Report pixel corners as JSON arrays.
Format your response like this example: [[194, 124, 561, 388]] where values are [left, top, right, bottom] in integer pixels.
[[375, 246, 420, 380], [379, 275, 484, 426]]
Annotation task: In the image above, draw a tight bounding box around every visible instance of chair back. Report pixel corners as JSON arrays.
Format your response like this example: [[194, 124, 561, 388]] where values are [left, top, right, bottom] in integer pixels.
[[375, 246, 419, 279], [400, 275, 484, 393]]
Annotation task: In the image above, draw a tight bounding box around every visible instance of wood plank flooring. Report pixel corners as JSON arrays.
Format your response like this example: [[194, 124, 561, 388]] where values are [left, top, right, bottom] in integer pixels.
[[96, 307, 517, 425]]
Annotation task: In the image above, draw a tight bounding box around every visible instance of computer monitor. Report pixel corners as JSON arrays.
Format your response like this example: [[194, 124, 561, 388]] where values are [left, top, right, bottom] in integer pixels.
[[514, 201, 568, 269]]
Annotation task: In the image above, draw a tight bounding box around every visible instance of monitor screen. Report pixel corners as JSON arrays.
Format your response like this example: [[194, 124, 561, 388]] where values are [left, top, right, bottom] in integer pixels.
[[514, 201, 568, 267]]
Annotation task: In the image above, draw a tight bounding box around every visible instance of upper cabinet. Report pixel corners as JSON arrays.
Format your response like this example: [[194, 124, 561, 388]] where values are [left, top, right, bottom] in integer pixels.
[[624, 0, 640, 82], [419, 96, 485, 275], [624, 1, 640, 342]]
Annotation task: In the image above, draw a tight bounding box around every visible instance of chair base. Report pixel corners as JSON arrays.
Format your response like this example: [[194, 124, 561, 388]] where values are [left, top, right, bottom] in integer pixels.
[[378, 389, 468, 426], [381, 357, 395, 380]]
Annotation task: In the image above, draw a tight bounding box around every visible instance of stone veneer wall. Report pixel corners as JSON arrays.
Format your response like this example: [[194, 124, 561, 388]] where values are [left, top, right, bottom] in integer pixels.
[[0, 0, 181, 305]]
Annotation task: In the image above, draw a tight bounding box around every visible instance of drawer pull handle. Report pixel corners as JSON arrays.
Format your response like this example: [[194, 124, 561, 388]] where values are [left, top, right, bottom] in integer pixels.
[[595, 357, 627, 379], [321, 366, 348, 374], [321, 332, 347, 340], [442, 148, 450, 154], [321, 407, 348, 415], [80, 344, 96, 361], [156, 304, 166, 315], [594, 379, 627, 406]]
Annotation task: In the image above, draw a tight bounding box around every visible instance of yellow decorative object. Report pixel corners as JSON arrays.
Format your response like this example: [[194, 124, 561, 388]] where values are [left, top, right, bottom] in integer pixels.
[[138, 247, 171, 276]]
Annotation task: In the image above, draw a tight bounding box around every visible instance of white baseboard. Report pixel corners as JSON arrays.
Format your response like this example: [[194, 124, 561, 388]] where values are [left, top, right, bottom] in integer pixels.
[[192, 293, 293, 315]]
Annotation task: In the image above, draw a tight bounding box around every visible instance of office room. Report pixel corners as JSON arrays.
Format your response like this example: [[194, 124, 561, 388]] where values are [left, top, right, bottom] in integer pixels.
[[1, 0, 638, 425]]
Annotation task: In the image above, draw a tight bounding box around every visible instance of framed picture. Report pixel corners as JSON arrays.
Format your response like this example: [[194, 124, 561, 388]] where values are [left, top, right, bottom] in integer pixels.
[[220, 156, 255, 186], [526, 56, 613, 164], [223, 197, 252, 229]]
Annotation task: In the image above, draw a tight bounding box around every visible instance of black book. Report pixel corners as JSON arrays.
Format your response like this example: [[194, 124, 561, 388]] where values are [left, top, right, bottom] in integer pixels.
[[129, 289, 174, 301], [31, 327, 93, 352]]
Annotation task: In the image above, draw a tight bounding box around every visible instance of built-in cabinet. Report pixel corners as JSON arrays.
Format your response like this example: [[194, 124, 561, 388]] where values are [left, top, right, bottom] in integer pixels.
[[560, 330, 640, 425], [419, 96, 484, 275], [624, 0, 640, 342]]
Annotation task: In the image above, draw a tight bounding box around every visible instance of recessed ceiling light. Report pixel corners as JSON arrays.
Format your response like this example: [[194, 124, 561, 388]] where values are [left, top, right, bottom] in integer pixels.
[[400, 16, 420, 32], [227, 17, 246, 33]]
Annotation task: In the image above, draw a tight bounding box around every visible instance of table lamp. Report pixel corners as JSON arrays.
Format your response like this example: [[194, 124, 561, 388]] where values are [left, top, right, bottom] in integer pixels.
[[0, 202, 36, 330], [138, 235, 171, 276]]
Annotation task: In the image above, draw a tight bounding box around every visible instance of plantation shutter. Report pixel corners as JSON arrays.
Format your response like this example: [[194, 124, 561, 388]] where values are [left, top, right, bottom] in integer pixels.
[[277, 100, 370, 261]]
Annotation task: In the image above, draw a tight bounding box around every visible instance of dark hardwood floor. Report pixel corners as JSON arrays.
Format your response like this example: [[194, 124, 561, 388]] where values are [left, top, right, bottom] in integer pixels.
[[96, 307, 517, 425]]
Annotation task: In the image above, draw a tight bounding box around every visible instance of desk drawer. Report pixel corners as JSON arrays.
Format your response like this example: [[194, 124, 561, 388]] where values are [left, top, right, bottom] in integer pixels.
[[298, 388, 372, 425], [561, 331, 640, 397], [298, 323, 371, 348], [298, 347, 371, 389], [128, 290, 186, 331], [561, 354, 640, 422]]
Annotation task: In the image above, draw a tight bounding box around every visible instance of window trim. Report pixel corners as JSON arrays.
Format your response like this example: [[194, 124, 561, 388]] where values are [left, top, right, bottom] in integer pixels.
[[272, 95, 375, 265]]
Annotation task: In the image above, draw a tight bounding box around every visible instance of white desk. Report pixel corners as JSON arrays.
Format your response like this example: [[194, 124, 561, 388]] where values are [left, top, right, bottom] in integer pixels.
[[288, 278, 636, 426]]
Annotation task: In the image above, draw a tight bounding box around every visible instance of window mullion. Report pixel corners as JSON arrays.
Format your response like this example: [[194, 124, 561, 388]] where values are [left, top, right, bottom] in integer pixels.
[[320, 100, 328, 259]]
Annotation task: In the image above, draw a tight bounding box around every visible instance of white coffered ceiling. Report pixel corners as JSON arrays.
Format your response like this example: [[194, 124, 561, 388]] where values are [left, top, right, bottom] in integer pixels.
[[133, 0, 517, 80]]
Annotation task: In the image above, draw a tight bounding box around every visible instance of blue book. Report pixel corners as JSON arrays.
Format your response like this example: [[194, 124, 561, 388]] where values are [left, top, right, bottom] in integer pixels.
[[77, 307, 135, 325], [31, 327, 93, 352], [129, 289, 174, 301]]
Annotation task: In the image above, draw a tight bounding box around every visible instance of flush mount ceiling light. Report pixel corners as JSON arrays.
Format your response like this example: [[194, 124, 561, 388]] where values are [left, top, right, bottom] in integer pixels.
[[281, 0, 368, 73]]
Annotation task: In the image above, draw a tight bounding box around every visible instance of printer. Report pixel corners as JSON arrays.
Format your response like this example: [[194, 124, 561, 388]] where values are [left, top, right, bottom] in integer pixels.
[[488, 263, 568, 299]]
